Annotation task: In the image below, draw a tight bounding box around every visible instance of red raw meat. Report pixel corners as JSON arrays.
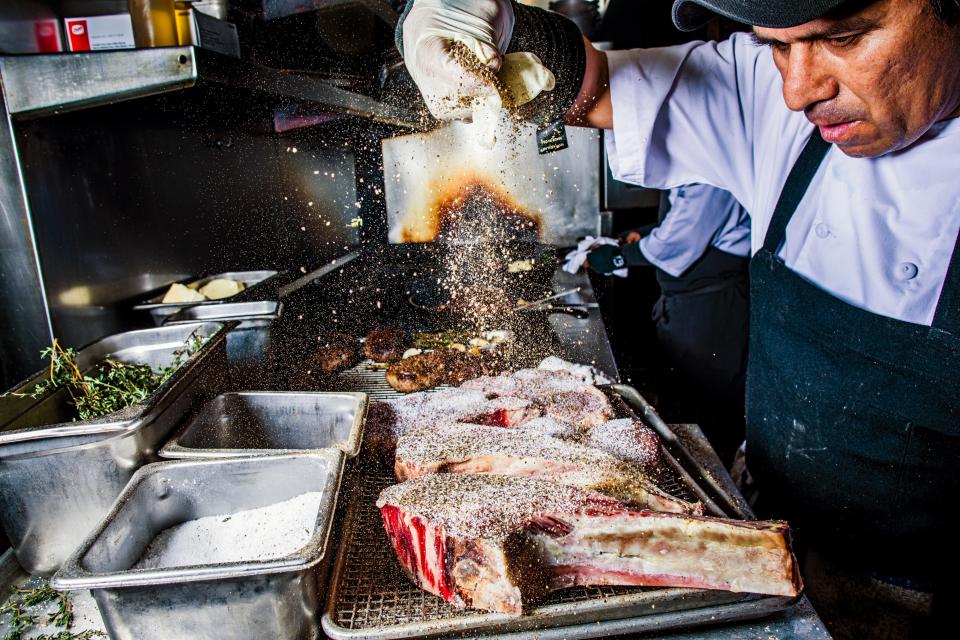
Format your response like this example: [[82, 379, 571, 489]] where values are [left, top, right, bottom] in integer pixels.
[[394, 423, 701, 514], [378, 474, 802, 615]]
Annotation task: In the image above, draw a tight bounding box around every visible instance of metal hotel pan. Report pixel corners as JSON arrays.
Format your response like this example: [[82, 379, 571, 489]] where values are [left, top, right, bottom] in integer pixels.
[[321, 385, 797, 639], [159, 391, 368, 460], [0, 323, 233, 576], [165, 300, 283, 389], [51, 452, 344, 640], [134, 269, 278, 324], [0, 322, 228, 443]]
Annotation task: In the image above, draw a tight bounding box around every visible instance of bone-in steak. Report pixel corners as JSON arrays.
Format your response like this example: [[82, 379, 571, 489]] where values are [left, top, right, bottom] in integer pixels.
[[462, 369, 613, 429], [586, 418, 662, 473], [364, 388, 493, 465], [378, 474, 802, 615], [394, 423, 700, 514]]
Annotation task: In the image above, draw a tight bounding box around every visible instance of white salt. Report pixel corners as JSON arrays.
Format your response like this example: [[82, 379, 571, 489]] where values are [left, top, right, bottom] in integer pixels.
[[135, 492, 324, 570]]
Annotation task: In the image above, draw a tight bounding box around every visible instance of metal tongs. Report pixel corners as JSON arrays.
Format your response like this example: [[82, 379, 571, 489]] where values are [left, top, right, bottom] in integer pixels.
[[514, 287, 591, 318]]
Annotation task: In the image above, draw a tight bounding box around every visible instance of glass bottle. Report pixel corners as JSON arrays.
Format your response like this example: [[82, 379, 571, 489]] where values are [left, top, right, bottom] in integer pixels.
[[128, 0, 178, 47]]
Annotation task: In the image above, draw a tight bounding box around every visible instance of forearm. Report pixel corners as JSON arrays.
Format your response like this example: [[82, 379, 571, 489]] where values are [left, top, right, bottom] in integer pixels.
[[566, 37, 612, 129]]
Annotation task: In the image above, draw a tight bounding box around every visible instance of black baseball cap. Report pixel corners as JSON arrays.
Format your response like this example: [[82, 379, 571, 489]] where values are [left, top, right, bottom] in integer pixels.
[[672, 0, 854, 31]]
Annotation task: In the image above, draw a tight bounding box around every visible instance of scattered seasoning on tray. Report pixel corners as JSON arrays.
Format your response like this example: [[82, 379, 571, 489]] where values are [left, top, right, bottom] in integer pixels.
[[0, 580, 104, 640], [4, 333, 204, 421], [134, 492, 325, 570]]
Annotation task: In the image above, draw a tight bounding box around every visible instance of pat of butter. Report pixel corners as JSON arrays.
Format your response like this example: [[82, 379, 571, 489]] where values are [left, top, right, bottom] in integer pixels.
[[199, 278, 245, 300], [162, 283, 206, 304], [498, 52, 555, 108]]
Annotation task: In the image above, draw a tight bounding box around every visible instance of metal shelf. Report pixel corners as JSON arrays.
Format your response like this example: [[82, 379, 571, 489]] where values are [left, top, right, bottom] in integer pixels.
[[0, 46, 419, 128]]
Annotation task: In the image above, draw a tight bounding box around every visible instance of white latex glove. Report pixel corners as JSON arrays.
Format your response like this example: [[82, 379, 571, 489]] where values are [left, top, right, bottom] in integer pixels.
[[402, 0, 515, 121]]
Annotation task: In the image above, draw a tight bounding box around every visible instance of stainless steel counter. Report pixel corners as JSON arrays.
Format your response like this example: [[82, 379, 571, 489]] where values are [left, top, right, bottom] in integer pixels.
[[0, 263, 831, 639], [547, 268, 620, 381]]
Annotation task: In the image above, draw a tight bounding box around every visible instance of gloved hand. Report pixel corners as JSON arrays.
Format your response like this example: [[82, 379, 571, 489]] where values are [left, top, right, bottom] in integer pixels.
[[617, 222, 658, 244], [398, 0, 587, 125], [586, 242, 648, 276], [398, 0, 515, 121]]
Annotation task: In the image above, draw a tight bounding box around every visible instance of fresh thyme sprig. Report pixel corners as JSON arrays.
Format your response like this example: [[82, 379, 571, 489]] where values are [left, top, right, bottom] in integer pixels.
[[4, 332, 205, 422], [1, 582, 104, 640]]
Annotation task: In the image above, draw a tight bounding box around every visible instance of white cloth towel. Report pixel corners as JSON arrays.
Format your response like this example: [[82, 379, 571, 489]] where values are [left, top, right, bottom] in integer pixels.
[[563, 236, 628, 278]]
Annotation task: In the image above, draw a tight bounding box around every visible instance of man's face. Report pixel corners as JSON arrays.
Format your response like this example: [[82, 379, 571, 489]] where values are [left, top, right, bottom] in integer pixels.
[[753, 0, 960, 157]]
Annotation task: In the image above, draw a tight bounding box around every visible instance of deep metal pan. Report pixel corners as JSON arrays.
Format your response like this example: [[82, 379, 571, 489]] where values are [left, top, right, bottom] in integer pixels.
[[159, 391, 368, 460], [0, 323, 234, 575], [51, 452, 345, 640], [163, 300, 283, 326], [0, 322, 230, 445]]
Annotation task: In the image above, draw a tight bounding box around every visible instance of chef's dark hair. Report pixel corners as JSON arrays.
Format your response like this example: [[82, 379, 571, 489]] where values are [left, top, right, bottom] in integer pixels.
[[931, 0, 960, 24]]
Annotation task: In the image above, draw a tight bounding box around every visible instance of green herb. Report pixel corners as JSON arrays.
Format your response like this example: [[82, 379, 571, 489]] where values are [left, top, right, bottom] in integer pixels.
[[1, 596, 35, 640], [5, 332, 204, 422], [47, 590, 72, 629], [1, 582, 104, 640], [412, 330, 469, 350], [34, 633, 105, 640]]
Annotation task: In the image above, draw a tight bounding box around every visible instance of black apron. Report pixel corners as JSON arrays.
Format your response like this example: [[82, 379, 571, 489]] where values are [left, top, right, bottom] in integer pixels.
[[653, 247, 750, 465], [746, 131, 960, 583]]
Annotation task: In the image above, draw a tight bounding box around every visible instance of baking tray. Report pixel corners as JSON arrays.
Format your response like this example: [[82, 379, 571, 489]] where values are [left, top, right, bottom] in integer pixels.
[[51, 452, 344, 640], [134, 270, 278, 323], [321, 383, 797, 639], [159, 391, 368, 460]]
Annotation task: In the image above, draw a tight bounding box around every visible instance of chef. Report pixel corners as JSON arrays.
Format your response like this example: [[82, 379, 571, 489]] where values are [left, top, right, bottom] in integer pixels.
[[396, 0, 960, 635], [586, 184, 752, 467]]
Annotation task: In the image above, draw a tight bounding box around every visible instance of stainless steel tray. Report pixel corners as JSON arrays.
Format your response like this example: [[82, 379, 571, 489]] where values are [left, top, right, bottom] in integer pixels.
[[0, 322, 229, 445], [159, 391, 368, 460], [164, 300, 283, 325], [321, 383, 797, 639], [52, 452, 344, 640], [134, 270, 278, 322], [0, 323, 233, 576]]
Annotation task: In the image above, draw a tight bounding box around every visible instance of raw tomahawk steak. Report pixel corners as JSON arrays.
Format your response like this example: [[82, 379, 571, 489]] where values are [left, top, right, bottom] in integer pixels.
[[366, 369, 619, 464], [378, 474, 802, 615], [394, 423, 701, 514]]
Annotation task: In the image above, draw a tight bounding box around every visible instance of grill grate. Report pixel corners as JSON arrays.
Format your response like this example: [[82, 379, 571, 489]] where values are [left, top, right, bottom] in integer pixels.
[[328, 360, 455, 401], [324, 367, 705, 634]]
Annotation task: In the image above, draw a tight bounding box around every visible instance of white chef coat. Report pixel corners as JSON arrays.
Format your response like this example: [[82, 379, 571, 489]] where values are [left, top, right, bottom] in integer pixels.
[[604, 32, 960, 326], [640, 183, 750, 277]]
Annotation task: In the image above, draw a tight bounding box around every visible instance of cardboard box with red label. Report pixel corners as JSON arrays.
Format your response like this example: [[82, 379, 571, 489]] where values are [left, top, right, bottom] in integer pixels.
[[0, 18, 63, 53], [64, 14, 135, 51]]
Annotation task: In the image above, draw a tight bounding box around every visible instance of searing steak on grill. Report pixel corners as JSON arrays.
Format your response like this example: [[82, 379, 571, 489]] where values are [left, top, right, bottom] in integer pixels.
[[310, 332, 360, 374], [385, 349, 490, 393], [378, 474, 802, 615], [364, 327, 407, 363], [394, 423, 701, 514]]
